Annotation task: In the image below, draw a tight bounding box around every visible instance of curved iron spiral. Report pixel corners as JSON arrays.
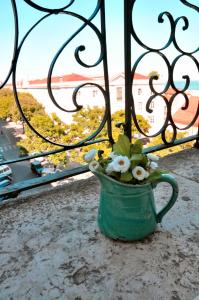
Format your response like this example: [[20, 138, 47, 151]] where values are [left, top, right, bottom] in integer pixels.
[[128, 0, 199, 145], [11, 0, 112, 149]]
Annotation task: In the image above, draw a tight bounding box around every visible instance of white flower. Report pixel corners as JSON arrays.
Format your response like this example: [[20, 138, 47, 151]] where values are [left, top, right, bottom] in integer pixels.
[[109, 152, 117, 160], [89, 160, 100, 172], [147, 154, 159, 161], [132, 166, 147, 181], [105, 162, 114, 175], [112, 156, 130, 173], [145, 171, 149, 178], [84, 149, 98, 162], [150, 161, 158, 170]]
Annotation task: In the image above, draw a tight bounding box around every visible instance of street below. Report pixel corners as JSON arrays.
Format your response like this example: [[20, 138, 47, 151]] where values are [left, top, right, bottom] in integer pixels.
[[0, 120, 36, 183]]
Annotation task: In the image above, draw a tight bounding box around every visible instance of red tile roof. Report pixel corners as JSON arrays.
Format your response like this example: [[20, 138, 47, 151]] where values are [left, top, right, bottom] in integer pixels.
[[164, 88, 191, 97], [29, 73, 92, 85], [28, 72, 149, 86], [133, 73, 148, 80], [173, 96, 199, 128]]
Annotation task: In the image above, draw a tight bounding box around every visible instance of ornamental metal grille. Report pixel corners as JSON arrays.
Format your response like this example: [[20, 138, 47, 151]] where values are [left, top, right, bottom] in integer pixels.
[[0, 0, 198, 199]]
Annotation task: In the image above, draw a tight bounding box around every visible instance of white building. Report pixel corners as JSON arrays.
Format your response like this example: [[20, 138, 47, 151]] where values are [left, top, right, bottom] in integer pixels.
[[16, 72, 168, 133], [18, 73, 199, 134]]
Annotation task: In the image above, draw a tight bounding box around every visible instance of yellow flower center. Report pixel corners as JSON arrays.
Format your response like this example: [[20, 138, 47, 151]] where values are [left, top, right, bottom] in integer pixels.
[[118, 160, 125, 166], [136, 170, 142, 176], [118, 160, 124, 166]]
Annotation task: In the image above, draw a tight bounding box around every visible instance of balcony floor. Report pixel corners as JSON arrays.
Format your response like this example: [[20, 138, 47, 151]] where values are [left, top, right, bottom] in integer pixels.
[[0, 148, 199, 300]]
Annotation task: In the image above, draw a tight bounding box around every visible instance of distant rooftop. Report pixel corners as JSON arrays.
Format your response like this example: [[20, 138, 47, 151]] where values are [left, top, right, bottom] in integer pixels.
[[28, 72, 149, 86], [173, 96, 199, 128], [28, 73, 91, 85]]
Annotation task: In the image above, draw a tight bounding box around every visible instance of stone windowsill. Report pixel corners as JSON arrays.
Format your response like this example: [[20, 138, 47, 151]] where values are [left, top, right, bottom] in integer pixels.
[[0, 148, 199, 300]]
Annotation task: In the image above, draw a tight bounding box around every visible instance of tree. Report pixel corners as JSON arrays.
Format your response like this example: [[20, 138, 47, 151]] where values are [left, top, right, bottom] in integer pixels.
[[111, 110, 151, 141], [63, 107, 151, 164], [18, 113, 69, 166], [148, 131, 193, 157], [0, 88, 45, 121], [10, 92, 45, 122], [148, 70, 160, 79], [0, 88, 14, 119], [0, 88, 151, 167]]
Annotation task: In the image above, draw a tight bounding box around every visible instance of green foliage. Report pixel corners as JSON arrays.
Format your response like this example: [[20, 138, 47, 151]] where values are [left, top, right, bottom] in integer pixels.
[[111, 110, 151, 140], [130, 154, 144, 168], [11, 92, 45, 122], [19, 105, 151, 167], [0, 88, 14, 119], [130, 140, 143, 154], [0, 88, 45, 121], [112, 135, 147, 170], [18, 145, 29, 157], [69, 108, 151, 164], [84, 133, 166, 185], [113, 134, 131, 157], [120, 171, 133, 182], [145, 170, 167, 184], [51, 113, 63, 125], [148, 70, 160, 79], [149, 132, 194, 157], [0, 89, 151, 168]]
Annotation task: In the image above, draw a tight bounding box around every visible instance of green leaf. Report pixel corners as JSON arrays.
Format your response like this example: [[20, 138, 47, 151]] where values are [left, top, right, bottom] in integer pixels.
[[140, 155, 148, 168], [113, 134, 131, 157], [110, 172, 121, 180], [130, 140, 143, 155], [130, 154, 143, 168], [120, 171, 133, 182], [146, 170, 168, 183]]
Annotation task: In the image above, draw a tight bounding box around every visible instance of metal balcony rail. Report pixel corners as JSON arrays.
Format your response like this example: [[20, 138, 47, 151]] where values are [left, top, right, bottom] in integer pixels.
[[0, 0, 198, 200]]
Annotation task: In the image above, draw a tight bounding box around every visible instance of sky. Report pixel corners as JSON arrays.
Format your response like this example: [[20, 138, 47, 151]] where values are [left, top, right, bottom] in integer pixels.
[[0, 0, 198, 82]]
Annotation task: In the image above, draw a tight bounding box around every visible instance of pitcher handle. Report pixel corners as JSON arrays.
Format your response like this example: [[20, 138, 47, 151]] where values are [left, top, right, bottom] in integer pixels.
[[153, 173, 179, 223]]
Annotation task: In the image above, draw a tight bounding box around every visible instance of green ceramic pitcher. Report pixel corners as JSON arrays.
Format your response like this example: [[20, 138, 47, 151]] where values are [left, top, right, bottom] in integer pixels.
[[94, 171, 179, 241]]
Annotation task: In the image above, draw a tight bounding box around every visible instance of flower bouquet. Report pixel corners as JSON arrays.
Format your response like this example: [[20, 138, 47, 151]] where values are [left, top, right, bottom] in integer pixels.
[[84, 134, 163, 184], [84, 134, 178, 241]]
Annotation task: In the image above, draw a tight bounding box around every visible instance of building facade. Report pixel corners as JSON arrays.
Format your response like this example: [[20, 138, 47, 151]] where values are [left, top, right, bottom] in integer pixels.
[[16, 72, 198, 136]]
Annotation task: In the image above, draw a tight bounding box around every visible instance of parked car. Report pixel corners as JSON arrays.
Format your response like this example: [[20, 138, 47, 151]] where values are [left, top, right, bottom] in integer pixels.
[[30, 159, 54, 177], [0, 176, 12, 202], [0, 165, 12, 180], [30, 160, 43, 176], [30, 156, 45, 163], [0, 177, 12, 188], [41, 167, 55, 177]]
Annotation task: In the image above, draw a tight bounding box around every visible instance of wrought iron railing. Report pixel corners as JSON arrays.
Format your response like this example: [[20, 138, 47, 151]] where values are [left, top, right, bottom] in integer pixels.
[[0, 0, 198, 200], [124, 0, 199, 147]]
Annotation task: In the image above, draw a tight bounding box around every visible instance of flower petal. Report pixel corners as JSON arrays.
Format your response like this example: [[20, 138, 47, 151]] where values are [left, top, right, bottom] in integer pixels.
[[109, 152, 117, 160], [112, 156, 130, 173], [147, 154, 159, 162], [150, 162, 158, 170], [84, 149, 98, 162], [105, 162, 114, 174], [89, 160, 100, 172], [132, 166, 146, 181]]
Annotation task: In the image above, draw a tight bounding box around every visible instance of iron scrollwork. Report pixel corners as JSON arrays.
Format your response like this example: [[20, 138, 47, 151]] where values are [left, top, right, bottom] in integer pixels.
[[0, 0, 198, 198], [125, 0, 199, 145], [9, 0, 113, 149]]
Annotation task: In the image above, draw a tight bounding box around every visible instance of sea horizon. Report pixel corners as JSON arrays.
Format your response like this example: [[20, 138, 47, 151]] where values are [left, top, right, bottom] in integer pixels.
[[175, 80, 199, 91]]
